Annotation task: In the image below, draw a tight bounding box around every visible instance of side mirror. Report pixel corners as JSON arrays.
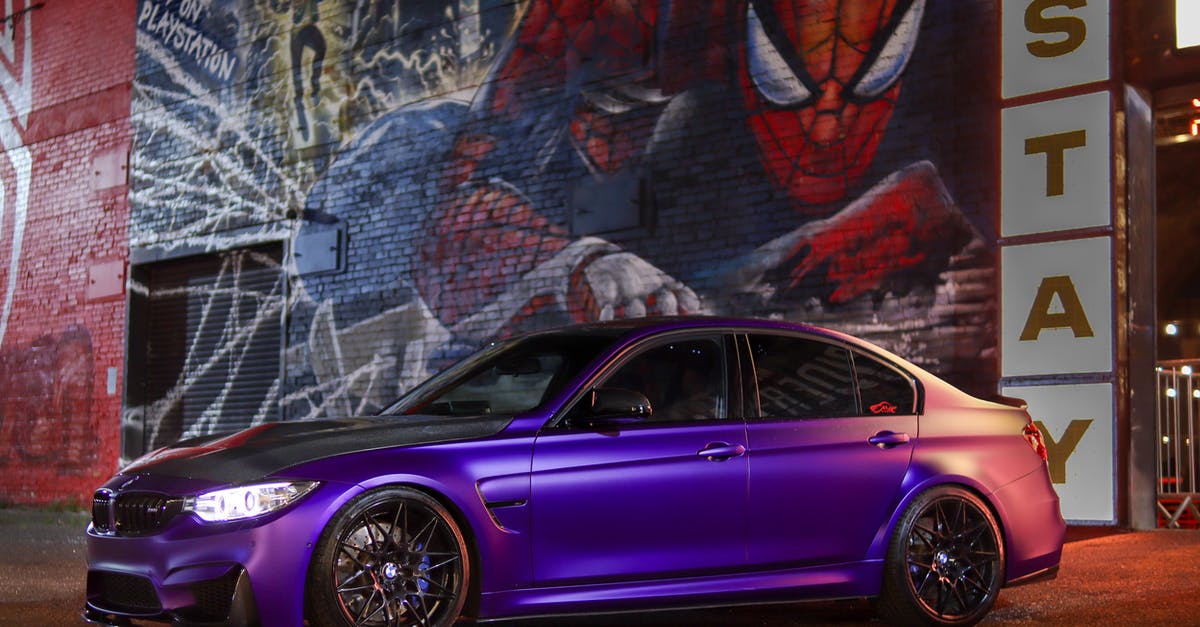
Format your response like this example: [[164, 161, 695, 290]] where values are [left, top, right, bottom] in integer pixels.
[[569, 388, 652, 429]]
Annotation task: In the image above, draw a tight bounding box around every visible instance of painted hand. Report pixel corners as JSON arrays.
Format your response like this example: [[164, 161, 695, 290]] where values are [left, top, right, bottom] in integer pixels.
[[568, 249, 703, 320], [778, 161, 976, 305]]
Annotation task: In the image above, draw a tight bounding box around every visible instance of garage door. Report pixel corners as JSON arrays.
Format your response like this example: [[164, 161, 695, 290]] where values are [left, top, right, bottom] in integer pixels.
[[135, 244, 284, 451]]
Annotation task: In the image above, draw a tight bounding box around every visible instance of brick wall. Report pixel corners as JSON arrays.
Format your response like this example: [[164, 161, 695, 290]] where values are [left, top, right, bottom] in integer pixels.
[[0, 0, 134, 506], [2, 0, 1005, 505]]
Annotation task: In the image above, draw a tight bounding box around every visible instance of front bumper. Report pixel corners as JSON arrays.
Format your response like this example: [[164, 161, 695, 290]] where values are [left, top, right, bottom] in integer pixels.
[[83, 563, 258, 625], [84, 480, 351, 627]]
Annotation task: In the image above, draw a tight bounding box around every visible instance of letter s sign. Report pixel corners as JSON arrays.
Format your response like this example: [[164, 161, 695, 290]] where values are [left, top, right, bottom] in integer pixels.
[[1025, 0, 1088, 58], [1002, 0, 1108, 99]]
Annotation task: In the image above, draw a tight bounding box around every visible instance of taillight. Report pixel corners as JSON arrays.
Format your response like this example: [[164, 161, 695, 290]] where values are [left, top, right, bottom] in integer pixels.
[[1023, 422, 1048, 461]]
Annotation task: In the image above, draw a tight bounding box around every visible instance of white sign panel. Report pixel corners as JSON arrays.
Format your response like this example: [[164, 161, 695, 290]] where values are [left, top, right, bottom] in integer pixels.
[[1002, 0, 1110, 99], [1002, 237, 1112, 376], [1003, 383, 1114, 523], [1001, 91, 1111, 237], [1178, 0, 1200, 49]]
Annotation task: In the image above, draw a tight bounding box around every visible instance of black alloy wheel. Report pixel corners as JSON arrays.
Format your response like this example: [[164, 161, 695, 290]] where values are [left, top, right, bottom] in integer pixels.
[[309, 487, 470, 627], [879, 486, 1004, 626]]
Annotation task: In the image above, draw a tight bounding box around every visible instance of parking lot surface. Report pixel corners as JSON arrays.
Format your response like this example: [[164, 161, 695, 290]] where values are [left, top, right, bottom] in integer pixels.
[[2, 508, 1198, 625]]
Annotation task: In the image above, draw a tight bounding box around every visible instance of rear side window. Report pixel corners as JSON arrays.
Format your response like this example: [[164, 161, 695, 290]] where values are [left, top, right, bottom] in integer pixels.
[[854, 353, 916, 416], [748, 334, 856, 419]]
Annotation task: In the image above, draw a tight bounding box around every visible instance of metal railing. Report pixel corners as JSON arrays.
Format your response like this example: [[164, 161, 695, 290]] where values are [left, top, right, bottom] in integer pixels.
[[1156, 361, 1200, 528]]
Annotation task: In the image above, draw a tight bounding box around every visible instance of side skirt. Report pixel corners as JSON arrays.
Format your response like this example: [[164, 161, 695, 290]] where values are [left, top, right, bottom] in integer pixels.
[[1005, 564, 1060, 588], [478, 560, 884, 621]]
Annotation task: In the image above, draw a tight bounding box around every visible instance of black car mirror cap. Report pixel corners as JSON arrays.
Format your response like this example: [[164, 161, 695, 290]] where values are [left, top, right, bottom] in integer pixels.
[[565, 388, 652, 430], [590, 387, 652, 417]]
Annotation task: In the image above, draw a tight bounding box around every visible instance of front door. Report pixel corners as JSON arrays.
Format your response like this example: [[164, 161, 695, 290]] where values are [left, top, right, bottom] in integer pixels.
[[530, 335, 748, 585]]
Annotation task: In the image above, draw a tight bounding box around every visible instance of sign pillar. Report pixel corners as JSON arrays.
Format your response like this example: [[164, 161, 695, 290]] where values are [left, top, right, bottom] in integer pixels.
[[999, 0, 1116, 523]]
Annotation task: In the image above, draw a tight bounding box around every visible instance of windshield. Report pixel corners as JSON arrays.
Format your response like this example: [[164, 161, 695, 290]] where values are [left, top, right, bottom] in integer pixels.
[[383, 332, 620, 417]]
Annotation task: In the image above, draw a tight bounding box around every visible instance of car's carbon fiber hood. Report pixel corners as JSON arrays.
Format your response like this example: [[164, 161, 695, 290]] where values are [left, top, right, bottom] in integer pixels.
[[120, 415, 512, 484]]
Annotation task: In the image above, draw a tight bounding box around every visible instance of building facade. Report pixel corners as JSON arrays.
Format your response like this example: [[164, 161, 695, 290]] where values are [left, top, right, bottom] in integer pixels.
[[0, 0, 1193, 528]]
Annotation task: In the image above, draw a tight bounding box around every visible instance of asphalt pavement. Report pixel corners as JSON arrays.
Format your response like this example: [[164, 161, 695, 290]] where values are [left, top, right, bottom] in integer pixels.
[[2, 507, 1198, 626]]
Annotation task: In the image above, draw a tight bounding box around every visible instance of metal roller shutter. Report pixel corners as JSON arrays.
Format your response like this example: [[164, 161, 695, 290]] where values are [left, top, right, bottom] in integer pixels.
[[140, 244, 284, 451]]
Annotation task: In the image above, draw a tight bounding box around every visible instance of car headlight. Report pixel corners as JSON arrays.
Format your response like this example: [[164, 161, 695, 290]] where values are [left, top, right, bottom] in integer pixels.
[[185, 481, 319, 522]]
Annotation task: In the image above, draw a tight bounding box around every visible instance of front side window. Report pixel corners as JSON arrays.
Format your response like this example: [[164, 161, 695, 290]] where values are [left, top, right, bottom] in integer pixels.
[[601, 337, 727, 423], [748, 334, 857, 419]]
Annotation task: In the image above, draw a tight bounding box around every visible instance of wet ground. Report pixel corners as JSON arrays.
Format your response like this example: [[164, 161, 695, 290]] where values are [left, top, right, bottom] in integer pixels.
[[2, 508, 1197, 626]]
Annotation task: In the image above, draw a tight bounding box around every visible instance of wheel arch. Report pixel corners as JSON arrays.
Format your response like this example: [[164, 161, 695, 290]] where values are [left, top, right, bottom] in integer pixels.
[[873, 476, 1011, 581], [302, 479, 484, 625], [386, 480, 484, 620], [875, 480, 1009, 625]]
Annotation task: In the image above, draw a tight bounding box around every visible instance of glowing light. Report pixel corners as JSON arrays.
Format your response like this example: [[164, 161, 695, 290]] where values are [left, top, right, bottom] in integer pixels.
[[1184, 365, 1194, 376], [1193, 389, 1200, 399], [1167, 388, 1178, 398], [1164, 436, 1172, 444], [1166, 323, 1180, 336], [1179, 0, 1200, 48], [1193, 98, 1200, 136]]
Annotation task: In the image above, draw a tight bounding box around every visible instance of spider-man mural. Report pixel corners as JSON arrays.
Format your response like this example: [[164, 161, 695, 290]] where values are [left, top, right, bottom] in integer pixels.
[[407, 0, 975, 338], [301, 0, 987, 409]]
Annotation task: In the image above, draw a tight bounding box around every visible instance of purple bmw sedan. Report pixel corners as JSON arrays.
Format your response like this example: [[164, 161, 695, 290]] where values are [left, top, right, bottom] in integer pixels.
[[84, 317, 1063, 626]]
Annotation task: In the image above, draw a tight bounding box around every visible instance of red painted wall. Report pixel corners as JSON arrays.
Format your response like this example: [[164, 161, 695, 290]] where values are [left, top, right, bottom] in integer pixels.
[[0, 0, 133, 506]]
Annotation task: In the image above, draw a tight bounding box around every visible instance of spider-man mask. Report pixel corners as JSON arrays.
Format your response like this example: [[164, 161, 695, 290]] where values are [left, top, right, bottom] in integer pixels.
[[738, 0, 925, 211]]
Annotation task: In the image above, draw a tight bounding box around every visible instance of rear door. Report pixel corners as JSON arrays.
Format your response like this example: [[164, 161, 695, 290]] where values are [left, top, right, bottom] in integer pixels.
[[741, 332, 917, 568], [530, 333, 748, 585]]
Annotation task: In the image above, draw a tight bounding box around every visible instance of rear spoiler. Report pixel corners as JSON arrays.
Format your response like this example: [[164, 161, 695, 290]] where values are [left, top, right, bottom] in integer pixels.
[[989, 394, 1029, 410]]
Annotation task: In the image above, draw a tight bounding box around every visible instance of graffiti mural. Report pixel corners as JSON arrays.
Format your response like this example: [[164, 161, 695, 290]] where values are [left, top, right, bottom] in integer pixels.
[[0, 326, 96, 468], [0, 0, 34, 350], [131, 0, 998, 450]]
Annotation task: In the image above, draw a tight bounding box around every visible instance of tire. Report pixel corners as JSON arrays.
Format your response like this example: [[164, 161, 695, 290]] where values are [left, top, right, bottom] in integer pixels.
[[878, 486, 1004, 626], [308, 487, 471, 627]]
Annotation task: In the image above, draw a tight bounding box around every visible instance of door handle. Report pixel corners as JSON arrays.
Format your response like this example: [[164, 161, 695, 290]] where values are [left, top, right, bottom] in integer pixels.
[[698, 442, 746, 461], [868, 431, 910, 449]]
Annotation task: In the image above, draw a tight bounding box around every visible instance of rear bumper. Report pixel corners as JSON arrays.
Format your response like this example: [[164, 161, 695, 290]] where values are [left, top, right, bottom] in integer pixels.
[[992, 467, 1066, 584]]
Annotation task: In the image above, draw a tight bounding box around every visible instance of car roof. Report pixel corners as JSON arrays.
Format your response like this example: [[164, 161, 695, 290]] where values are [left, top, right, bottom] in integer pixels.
[[524, 315, 863, 349]]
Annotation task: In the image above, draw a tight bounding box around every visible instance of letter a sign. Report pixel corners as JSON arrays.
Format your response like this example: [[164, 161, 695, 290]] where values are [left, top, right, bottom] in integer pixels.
[[1002, 238, 1112, 377], [1019, 276, 1095, 341]]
